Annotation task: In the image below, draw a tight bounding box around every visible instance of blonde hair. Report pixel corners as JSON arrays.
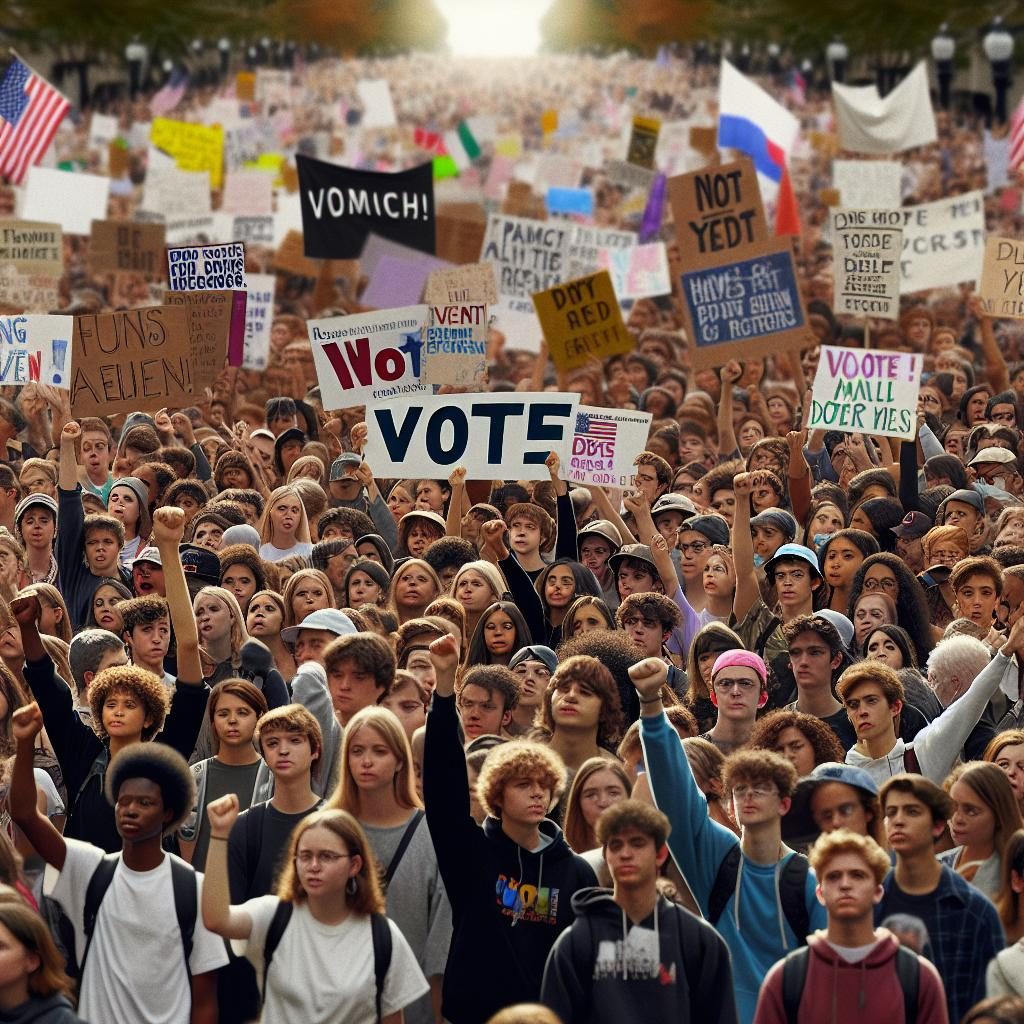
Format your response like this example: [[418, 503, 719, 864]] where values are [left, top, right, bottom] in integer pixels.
[[193, 586, 249, 669], [476, 740, 567, 819], [808, 827, 892, 885], [286, 455, 326, 485], [387, 559, 442, 623], [329, 707, 421, 818], [259, 485, 312, 546], [21, 584, 71, 644], [450, 560, 507, 605]]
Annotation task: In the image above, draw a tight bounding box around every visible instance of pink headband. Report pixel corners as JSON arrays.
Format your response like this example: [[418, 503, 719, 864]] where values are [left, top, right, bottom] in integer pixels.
[[711, 650, 767, 685]]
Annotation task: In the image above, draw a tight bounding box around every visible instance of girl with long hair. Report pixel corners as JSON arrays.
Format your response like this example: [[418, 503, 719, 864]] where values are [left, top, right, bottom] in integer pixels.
[[245, 590, 295, 682], [560, 596, 616, 638], [202, 800, 429, 1024], [683, 622, 744, 734], [107, 477, 151, 567], [387, 560, 442, 626], [258, 485, 313, 564], [533, 560, 603, 648], [987, 731, 1024, 815], [748, 709, 845, 778], [84, 580, 132, 634], [562, 757, 632, 857], [328, 706, 451, 1024], [450, 561, 506, 640], [464, 601, 532, 668], [282, 569, 335, 628], [193, 586, 249, 686], [23, 585, 71, 645], [0, 900, 79, 1020], [819, 528, 879, 614]]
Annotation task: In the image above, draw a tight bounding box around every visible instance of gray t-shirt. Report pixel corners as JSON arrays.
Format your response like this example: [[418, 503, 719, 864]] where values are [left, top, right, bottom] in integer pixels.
[[192, 759, 262, 871]]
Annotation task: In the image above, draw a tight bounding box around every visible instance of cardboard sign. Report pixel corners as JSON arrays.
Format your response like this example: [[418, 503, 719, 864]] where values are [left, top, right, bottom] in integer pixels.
[[308, 305, 431, 410], [424, 262, 499, 306], [229, 215, 274, 246], [567, 226, 637, 279], [832, 160, 902, 211], [235, 72, 256, 102], [0, 220, 62, 274], [689, 126, 718, 154], [356, 79, 397, 128], [899, 191, 985, 294], [532, 270, 632, 371], [70, 305, 194, 416], [831, 209, 902, 319], [167, 242, 246, 291], [980, 237, 1024, 318], [296, 154, 435, 259], [364, 391, 580, 480], [274, 230, 319, 278], [502, 181, 547, 220], [0, 265, 59, 312], [596, 243, 671, 301], [243, 273, 276, 370], [90, 221, 166, 276], [567, 406, 654, 488], [435, 206, 488, 265], [481, 215, 569, 299], [424, 303, 488, 388], [164, 216, 218, 246], [0, 315, 73, 388], [150, 118, 224, 189], [21, 168, 110, 236], [627, 115, 661, 169], [162, 290, 236, 388], [807, 345, 922, 440]]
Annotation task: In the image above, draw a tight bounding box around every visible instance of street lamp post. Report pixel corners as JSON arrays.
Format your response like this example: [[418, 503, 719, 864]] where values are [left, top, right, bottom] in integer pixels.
[[125, 38, 146, 99], [826, 39, 849, 84], [983, 17, 1015, 125], [218, 38, 231, 79], [930, 24, 955, 109]]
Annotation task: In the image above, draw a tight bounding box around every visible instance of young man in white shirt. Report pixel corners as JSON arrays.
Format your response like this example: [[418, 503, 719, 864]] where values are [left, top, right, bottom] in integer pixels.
[[8, 702, 226, 1024]]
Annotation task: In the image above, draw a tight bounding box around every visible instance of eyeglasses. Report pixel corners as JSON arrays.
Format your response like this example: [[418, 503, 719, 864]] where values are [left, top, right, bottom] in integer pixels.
[[679, 541, 708, 554], [714, 677, 758, 693], [732, 785, 777, 800], [296, 850, 349, 865], [863, 577, 898, 592]]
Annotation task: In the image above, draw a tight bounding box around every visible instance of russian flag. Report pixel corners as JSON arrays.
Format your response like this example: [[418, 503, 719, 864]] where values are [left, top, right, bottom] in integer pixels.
[[718, 60, 801, 237]]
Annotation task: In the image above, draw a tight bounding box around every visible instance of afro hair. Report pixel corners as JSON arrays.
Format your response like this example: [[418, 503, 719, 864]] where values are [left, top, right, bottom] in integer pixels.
[[105, 741, 196, 834]]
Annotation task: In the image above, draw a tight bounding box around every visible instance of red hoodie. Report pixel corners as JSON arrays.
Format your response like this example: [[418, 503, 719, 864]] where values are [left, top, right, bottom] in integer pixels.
[[754, 930, 948, 1024]]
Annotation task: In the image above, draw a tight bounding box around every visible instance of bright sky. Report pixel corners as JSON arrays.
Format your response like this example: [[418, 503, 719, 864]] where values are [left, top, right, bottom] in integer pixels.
[[436, 0, 548, 58]]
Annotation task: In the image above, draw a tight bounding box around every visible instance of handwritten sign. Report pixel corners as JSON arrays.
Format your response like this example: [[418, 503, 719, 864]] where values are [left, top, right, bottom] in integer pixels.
[[90, 221, 166, 276], [566, 226, 636, 279], [167, 242, 246, 291], [807, 345, 922, 440], [832, 160, 902, 211], [532, 270, 632, 371], [0, 220, 62, 274], [831, 209, 902, 319], [596, 243, 671, 301], [0, 315, 73, 388], [150, 118, 224, 189], [481, 214, 569, 300], [142, 167, 211, 220], [0, 265, 58, 312], [229, 215, 274, 246], [424, 303, 488, 388], [162, 290, 236, 389], [308, 306, 430, 410], [980, 236, 1024, 318], [243, 273, 276, 371], [424, 262, 499, 306], [899, 191, 985, 294], [70, 305, 194, 416], [568, 406, 653, 488], [364, 392, 580, 480]]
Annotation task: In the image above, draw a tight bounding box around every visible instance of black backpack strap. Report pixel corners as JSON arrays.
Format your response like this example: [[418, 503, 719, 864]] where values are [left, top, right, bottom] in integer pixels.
[[169, 859, 198, 982], [707, 844, 742, 924], [903, 745, 921, 775], [72, 750, 109, 817], [370, 912, 392, 1024], [896, 945, 920, 1024], [384, 811, 424, 890], [262, 900, 294, 1002], [80, 852, 120, 975], [780, 947, 810, 1024], [778, 854, 811, 947]]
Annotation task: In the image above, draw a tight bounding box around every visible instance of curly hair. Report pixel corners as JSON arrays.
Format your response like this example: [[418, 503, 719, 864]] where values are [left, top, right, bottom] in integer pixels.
[[88, 666, 171, 741], [722, 748, 799, 800], [556, 629, 647, 721], [615, 592, 683, 631], [808, 828, 892, 885], [218, 545, 271, 595], [538, 655, 625, 750], [748, 709, 845, 766], [105, 741, 195, 833], [475, 740, 567, 819]]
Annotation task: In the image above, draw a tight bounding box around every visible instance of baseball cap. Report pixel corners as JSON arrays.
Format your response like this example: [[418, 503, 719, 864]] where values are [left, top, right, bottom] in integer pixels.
[[945, 488, 985, 515], [969, 447, 1017, 467], [178, 544, 220, 584], [508, 645, 559, 674], [681, 514, 730, 547], [330, 452, 362, 482], [14, 493, 57, 524], [608, 543, 658, 577], [749, 508, 798, 541], [891, 511, 932, 539], [400, 510, 446, 531], [577, 520, 622, 550], [762, 542, 821, 581], [651, 493, 697, 522], [784, 762, 879, 840], [280, 607, 357, 645], [131, 546, 163, 568], [813, 610, 855, 651]]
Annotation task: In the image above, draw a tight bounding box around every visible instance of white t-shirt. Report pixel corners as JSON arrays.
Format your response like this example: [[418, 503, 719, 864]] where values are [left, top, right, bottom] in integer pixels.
[[235, 896, 429, 1024], [260, 541, 313, 563], [52, 839, 228, 1024]]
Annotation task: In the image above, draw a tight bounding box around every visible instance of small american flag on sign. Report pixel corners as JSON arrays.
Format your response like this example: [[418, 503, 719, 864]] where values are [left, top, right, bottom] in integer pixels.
[[575, 412, 617, 439], [0, 57, 69, 185]]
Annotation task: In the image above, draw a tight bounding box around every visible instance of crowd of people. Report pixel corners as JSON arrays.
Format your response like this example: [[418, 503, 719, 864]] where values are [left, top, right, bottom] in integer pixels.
[[0, 40, 1024, 1024]]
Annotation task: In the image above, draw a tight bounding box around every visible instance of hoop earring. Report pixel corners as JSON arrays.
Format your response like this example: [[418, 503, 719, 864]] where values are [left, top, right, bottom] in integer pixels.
[[346, 875, 358, 896]]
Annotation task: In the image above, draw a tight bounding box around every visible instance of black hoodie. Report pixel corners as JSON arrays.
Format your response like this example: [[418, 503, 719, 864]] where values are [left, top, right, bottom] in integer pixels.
[[424, 693, 598, 1023], [542, 888, 738, 1024]]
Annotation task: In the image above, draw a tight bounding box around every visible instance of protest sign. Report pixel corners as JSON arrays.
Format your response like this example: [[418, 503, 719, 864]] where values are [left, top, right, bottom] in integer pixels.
[[142, 167, 211, 220], [807, 345, 922, 440], [274, 230, 320, 278], [424, 263, 499, 306], [424, 303, 488, 388], [985, 131, 1011, 194], [481, 214, 569, 300], [356, 79, 397, 127], [627, 115, 661, 169], [566, 226, 637, 278], [899, 191, 985, 293], [502, 182, 547, 220], [364, 391, 580, 480], [494, 133, 523, 158], [296, 154, 435, 259], [362, 256, 437, 308], [243, 273, 276, 370], [596, 243, 671, 301], [434, 204, 487, 265], [90, 221, 166, 276], [256, 69, 291, 108], [832, 63, 936, 155], [979, 237, 1024, 318], [532, 270, 632, 371], [0, 315, 73, 388], [89, 113, 119, 150], [21, 168, 110, 236], [606, 160, 657, 193], [0, 220, 62, 274], [70, 305, 194, 416], [167, 242, 246, 291], [546, 187, 594, 218], [235, 72, 256, 102], [164, 216, 218, 246], [567, 406, 654, 488], [229, 215, 275, 246], [536, 155, 583, 191], [308, 305, 430, 410], [220, 171, 273, 216], [831, 209, 902, 319], [491, 297, 543, 353], [669, 158, 807, 367], [832, 160, 902, 211], [0, 265, 59, 312], [162, 289, 237, 388], [150, 118, 224, 189], [360, 233, 450, 280], [108, 142, 132, 179]]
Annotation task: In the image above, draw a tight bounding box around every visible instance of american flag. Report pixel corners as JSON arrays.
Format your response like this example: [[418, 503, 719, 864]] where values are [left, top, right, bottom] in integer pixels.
[[0, 58, 69, 185], [1011, 94, 1024, 172], [576, 412, 617, 439]]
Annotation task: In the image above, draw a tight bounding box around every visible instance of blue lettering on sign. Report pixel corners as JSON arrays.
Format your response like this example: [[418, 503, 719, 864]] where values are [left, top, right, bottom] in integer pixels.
[[680, 251, 803, 348]]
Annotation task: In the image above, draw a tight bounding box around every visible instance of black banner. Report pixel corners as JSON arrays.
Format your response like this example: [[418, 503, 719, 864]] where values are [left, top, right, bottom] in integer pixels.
[[296, 154, 435, 260]]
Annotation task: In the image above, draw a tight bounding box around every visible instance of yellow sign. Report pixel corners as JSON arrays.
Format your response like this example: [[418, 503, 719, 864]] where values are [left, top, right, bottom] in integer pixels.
[[150, 118, 224, 189], [540, 110, 558, 135]]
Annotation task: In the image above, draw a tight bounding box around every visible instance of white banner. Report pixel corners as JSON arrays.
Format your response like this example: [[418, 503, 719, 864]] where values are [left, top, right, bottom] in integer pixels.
[[243, 274, 276, 371], [832, 160, 902, 211], [832, 209, 902, 319], [899, 191, 985, 293]]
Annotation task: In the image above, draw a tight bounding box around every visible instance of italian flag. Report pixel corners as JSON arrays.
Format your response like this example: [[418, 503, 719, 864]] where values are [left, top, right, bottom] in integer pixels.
[[442, 120, 481, 171]]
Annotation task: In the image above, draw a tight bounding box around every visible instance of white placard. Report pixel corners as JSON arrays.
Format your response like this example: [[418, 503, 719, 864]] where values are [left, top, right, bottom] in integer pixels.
[[567, 406, 654, 488], [21, 168, 110, 236], [243, 273, 276, 370], [833, 160, 902, 210], [899, 190, 985, 294], [831, 209, 902, 319], [356, 79, 397, 128], [0, 314, 73, 389], [596, 243, 671, 301]]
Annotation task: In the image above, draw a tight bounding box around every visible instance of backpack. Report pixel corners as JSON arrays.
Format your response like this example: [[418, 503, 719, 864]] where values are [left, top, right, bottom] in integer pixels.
[[707, 846, 810, 946], [71, 750, 109, 827], [262, 902, 392, 1022], [780, 943, 920, 1024], [81, 853, 198, 980], [903, 746, 920, 775], [383, 811, 424, 893]]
